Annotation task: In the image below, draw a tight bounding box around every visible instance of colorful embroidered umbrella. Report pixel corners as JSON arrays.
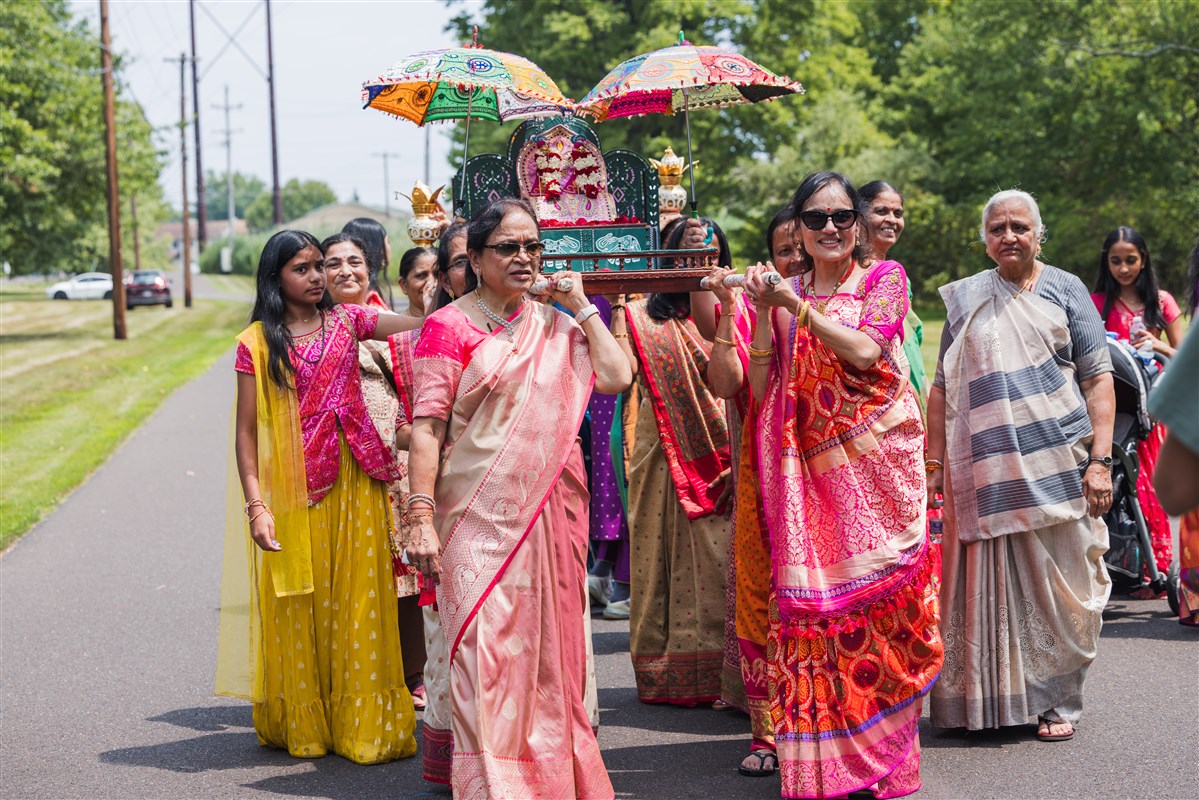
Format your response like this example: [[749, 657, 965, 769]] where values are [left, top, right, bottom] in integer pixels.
[[361, 29, 573, 212], [578, 33, 804, 214]]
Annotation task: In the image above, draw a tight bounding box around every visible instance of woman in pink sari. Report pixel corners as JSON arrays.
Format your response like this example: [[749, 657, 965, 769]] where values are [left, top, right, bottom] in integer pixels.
[[405, 198, 630, 800], [743, 172, 943, 799]]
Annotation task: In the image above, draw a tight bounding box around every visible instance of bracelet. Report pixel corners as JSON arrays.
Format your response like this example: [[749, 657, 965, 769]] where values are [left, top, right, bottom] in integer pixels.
[[795, 299, 811, 330], [248, 508, 273, 525], [575, 303, 600, 324], [924, 459, 944, 473], [612, 331, 630, 339], [610, 303, 626, 312], [244, 498, 269, 517], [407, 492, 436, 510], [749, 355, 773, 365], [748, 344, 774, 357], [713, 336, 736, 347]]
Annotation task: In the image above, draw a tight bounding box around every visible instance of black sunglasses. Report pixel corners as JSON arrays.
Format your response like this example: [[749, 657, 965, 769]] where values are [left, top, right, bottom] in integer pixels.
[[483, 241, 545, 259], [798, 209, 859, 231]]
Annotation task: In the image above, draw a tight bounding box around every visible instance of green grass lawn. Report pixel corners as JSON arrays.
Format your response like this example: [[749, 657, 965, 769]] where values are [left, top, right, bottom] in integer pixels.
[[0, 294, 250, 549], [201, 273, 255, 298]]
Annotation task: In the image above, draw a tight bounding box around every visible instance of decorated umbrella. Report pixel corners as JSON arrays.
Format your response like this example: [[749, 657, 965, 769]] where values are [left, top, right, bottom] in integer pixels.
[[362, 29, 574, 214], [578, 32, 804, 215]]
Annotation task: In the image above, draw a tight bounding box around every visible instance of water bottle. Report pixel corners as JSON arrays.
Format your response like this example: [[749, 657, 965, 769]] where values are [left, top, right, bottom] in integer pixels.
[[1129, 315, 1155, 362]]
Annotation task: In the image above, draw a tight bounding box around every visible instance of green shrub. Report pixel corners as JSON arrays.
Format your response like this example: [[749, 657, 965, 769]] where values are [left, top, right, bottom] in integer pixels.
[[198, 233, 270, 276]]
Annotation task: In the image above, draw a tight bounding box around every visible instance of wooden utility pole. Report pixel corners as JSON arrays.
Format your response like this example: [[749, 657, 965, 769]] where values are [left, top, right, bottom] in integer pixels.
[[130, 195, 141, 271], [189, 0, 207, 252], [372, 152, 399, 217], [170, 53, 194, 308], [265, 0, 283, 225], [99, 0, 126, 340]]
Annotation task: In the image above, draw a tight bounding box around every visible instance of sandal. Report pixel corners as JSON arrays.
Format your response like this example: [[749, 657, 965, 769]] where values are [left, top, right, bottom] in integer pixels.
[[738, 749, 778, 777], [1036, 717, 1073, 742]]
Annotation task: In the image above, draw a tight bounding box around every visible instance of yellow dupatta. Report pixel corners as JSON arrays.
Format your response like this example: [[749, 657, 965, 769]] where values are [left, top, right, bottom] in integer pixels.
[[216, 323, 313, 699]]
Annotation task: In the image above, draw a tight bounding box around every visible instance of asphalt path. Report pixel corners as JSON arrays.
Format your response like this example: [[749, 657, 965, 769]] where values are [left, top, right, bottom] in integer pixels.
[[1, 351, 1194, 800]]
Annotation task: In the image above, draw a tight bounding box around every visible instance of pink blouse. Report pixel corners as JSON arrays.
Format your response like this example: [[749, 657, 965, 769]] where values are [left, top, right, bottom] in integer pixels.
[[796, 259, 909, 347], [410, 305, 507, 422], [235, 304, 401, 503], [1089, 291, 1181, 340]]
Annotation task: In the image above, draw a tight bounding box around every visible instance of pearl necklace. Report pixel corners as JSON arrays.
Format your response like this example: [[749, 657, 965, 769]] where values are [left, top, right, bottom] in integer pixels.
[[475, 290, 526, 343]]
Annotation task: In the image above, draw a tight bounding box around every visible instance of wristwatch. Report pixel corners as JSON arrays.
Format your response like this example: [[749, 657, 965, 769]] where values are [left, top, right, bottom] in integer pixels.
[[1086, 455, 1114, 469]]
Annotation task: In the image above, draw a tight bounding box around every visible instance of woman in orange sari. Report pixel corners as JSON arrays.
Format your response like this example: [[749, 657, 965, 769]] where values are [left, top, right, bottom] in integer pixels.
[[700, 208, 803, 777], [743, 172, 942, 799], [406, 198, 630, 799], [610, 217, 733, 707]]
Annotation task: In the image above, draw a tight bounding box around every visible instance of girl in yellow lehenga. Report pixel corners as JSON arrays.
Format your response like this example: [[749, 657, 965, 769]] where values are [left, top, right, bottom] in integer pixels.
[[217, 229, 421, 763]]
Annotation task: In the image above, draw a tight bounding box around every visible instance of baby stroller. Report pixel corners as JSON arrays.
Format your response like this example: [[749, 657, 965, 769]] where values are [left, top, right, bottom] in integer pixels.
[[1101, 338, 1180, 614]]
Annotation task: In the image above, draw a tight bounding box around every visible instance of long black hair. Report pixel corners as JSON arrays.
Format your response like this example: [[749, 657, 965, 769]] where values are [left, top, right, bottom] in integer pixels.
[[1093, 226, 1165, 330], [432, 221, 470, 311], [787, 171, 871, 274], [341, 217, 392, 308], [647, 215, 732, 322], [249, 229, 327, 390]]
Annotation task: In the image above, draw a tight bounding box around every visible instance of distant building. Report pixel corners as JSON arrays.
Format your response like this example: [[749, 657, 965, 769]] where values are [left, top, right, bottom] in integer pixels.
[[156, 218, 248, 261]]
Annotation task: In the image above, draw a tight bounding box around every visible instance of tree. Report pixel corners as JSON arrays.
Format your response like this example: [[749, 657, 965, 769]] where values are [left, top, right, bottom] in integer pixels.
[[204, 171, 266, 221], [245, 179, 337, 231], [0, 0, 166, 275]]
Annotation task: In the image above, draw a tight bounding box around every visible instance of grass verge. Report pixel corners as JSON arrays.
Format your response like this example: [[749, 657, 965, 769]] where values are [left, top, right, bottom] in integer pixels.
[[1, 297, 250, 549]]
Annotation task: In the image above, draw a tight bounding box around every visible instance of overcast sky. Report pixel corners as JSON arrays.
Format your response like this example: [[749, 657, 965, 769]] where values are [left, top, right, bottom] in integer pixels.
[[70, 0, 477, 214]]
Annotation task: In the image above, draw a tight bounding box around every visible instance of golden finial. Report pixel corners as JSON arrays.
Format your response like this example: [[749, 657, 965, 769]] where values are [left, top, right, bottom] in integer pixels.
[[648, 146, 693, 187]]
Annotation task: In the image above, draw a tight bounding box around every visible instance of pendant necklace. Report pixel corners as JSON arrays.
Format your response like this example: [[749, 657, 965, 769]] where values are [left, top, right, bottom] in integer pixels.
[[475, 290, 526, 344], [1006, 263, 1041, 299], [805, 260, 856, 314]]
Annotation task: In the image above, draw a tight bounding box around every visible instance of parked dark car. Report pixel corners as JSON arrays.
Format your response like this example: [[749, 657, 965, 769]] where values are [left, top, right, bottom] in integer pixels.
[[125, 270, 172, 309]]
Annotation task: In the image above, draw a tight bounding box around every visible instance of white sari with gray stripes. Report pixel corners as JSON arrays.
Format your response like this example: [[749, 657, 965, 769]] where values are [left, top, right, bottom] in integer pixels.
[[931, 265, 1112, 729]]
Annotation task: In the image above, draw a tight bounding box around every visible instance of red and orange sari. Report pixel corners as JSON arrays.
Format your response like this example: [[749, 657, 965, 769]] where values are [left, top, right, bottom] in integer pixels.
[[411, 302, 613, 800], [757, 262, 942, 799]]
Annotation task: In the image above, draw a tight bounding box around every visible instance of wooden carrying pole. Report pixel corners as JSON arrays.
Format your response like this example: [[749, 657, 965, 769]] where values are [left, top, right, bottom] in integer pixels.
[[99, 0, 126, 339]]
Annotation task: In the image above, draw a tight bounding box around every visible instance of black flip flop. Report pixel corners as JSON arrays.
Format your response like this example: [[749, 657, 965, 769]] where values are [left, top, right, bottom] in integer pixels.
[[738, 749, 778, 777], [1036, 718, 1074, 742]]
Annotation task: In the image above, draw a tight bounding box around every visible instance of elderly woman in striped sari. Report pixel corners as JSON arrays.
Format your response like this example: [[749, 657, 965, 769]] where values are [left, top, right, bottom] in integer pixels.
[[927, 189, 1115, 743]]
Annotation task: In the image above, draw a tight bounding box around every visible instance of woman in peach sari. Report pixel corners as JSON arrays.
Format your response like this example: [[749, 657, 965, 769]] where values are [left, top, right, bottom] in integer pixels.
[[406, 198, 630, 799]]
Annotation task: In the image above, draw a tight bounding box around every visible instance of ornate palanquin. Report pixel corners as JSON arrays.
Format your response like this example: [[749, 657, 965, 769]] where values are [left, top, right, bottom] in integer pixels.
[[452, 118, 715, 292]]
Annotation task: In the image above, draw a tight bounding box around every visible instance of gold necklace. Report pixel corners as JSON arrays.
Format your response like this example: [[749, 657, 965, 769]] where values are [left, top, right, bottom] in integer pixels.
[[805, 261, 856, 313], [1007, 263, 1041, 298]]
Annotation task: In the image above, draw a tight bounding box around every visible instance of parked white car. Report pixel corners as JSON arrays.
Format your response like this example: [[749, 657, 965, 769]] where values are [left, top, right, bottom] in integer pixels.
[[45, 272, 114, 300]]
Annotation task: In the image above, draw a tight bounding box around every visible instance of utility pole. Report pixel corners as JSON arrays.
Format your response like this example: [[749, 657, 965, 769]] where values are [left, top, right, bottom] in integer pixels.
[[189, 0, 207, 252], [168, 52, 193, 308], [130, 195, 142, 271], [372, 152, 399, 217], [213, 85, 242, 256], [265, 0, 283, 225], [99, 0, 126, 340]]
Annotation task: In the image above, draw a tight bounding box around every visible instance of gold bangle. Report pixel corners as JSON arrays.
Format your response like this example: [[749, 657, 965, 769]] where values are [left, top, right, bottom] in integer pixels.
[[713, 336, 736, 347], [925, 458, 944, 473], [612, 332, 630, 339], [748, 345, 774, 357], [749, 355, 773, 365]]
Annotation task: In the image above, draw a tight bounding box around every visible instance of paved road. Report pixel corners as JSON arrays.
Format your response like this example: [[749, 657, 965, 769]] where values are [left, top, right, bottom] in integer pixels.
[[1, 352, 1193, 800]]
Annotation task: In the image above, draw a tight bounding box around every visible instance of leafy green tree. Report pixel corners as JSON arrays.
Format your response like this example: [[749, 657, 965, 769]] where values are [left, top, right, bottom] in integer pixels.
[[204, 171, 266, 221], [245, 179, 338, 231], [0, 0, 165, 275]]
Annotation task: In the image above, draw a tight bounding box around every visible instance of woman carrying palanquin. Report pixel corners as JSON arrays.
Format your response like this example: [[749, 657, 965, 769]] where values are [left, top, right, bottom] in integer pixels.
[[698, 208, 803, 778], [610, 216, 733, 708], [742, 171, 943, 799], [405, 198, 629, 799], [927, 189, 1115, 743]]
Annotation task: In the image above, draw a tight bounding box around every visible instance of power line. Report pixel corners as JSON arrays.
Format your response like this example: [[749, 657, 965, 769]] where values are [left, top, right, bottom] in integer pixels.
[[196, 1, 266, 80]]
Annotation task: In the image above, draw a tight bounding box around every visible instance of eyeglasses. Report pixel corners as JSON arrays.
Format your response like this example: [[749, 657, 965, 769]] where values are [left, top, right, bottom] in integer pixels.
[[798, 209, 859, 231], [448, 257, 471, 272], [483, 240, 545, 259]]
